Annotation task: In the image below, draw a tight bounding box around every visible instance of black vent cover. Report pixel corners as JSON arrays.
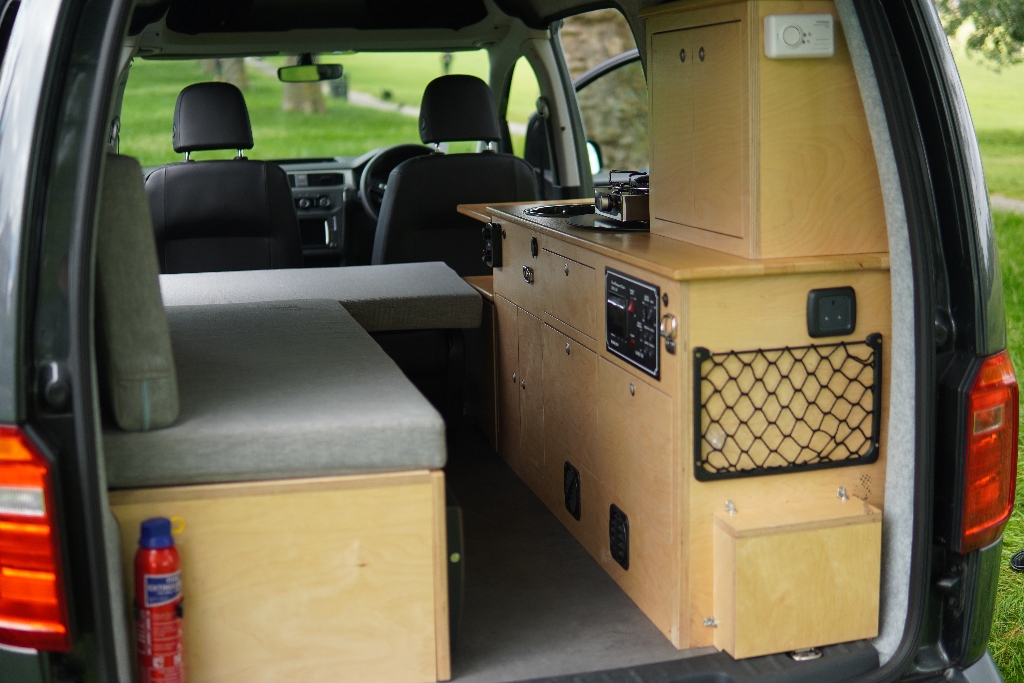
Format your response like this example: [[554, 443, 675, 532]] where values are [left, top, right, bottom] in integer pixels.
[[563, 462, 581, 521], [308, 173, 345, 187], [609, 505, 629, 570]]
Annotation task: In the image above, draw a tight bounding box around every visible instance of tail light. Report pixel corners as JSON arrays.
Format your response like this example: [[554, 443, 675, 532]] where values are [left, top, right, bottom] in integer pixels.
[[0, 426, 70, 651], [960, 351, 1020, 553]]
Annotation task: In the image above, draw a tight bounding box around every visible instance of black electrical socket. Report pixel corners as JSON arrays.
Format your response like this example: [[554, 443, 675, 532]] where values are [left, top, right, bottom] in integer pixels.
[[481, 222, 502, 268], [563, 462, 581, 520], [806, 286, 856, 338]]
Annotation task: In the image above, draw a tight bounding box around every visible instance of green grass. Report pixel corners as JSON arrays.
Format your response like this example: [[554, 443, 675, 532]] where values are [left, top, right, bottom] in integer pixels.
[[991, 211, 1024, 683], [953, 37, 1024, 199], [120, 53, 540, 167]]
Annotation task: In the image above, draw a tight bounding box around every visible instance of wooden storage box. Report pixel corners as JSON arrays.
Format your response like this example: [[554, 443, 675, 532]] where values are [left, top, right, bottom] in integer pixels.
[[712, 496, 881, 659], [110, 470, 450, 683]]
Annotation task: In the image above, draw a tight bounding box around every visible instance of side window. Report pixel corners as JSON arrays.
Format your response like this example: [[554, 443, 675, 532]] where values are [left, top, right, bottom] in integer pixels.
[[506, 57, 541, 158], [575, 59, 648, 175], [561, 9, 648, 176], [0, 1, 20, 71]]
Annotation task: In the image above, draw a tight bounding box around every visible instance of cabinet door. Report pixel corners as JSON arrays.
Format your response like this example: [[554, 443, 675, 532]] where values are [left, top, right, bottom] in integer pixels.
[[595, 358, 674, 544], [650, 27, 695, 227], [518, 309, 545, 482], [692, 20, 745, 238], [495, 295, 520, 468], [542, 324, 598, 473]]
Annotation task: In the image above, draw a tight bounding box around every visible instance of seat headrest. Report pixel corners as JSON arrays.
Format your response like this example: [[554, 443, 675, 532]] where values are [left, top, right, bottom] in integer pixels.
[[173, 82, 254, 153], [418, 75, 502, 144]]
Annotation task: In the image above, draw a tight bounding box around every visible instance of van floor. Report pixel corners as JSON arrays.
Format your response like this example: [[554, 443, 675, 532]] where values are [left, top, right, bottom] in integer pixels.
[[443, 425, 714, 683]]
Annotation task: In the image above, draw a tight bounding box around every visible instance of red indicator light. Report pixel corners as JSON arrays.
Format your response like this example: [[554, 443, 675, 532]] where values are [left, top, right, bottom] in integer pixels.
[[961, 351, 1020, 553], [0, 426, 70, 651]]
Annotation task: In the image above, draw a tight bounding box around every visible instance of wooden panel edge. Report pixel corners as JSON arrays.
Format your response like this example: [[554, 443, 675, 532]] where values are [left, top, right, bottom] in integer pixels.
[[713, 503, 882, 539], [432, 470, 451, 682], [641, 0, 745, 20], [108, 470, 435, 506]]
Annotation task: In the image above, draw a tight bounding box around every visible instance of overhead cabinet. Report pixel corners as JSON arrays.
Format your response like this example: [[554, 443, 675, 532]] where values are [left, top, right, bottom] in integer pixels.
[[647, 0, 888, 259]]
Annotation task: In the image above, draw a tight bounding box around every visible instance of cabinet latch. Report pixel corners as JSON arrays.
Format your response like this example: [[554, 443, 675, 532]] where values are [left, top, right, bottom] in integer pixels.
[[522, 265, 535, 284], [660, 314, 678, 354]]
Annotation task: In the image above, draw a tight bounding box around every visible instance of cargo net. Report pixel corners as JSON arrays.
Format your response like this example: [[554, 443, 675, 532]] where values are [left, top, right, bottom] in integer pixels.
[[693, 334, 882, 481]]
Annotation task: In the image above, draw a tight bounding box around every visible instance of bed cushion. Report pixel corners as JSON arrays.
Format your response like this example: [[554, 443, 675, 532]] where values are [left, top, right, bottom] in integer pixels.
[[158, 261, 482, 332], [103, 299, 446, 488]]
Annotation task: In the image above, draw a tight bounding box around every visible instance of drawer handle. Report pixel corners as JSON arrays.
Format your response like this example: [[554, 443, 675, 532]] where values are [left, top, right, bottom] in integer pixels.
[[522, 265, 535, 284], [564, 263, 569, 276], [565, 343, 571, 355]]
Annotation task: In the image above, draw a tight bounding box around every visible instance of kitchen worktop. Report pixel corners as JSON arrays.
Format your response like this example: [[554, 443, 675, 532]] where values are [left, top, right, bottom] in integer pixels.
[[458, 201, 889, 282]]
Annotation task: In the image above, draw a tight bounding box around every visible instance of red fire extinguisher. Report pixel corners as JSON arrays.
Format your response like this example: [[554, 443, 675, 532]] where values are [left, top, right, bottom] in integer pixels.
[[135, 517, 184, 683]]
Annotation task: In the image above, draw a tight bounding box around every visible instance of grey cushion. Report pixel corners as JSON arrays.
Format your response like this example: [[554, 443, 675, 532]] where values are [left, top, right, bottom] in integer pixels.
[[103, 300, 446, 488], [96, 154, 179, 431], [159, 262, 482, 332]]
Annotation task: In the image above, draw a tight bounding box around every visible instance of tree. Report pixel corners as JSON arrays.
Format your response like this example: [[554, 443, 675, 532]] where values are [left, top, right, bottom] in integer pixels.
[[281, 55, 327, 114], [935, 0, 1024, 67]]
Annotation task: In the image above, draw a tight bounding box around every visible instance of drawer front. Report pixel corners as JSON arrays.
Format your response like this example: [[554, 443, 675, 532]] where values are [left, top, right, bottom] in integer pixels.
[[541, 249, 597, 339], [492, 222, 543, 317]]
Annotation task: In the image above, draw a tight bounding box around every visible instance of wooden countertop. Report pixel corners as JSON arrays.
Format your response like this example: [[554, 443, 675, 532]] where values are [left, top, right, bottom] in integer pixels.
[[463, 275, 493, 302], [458, 201, 890, 282]]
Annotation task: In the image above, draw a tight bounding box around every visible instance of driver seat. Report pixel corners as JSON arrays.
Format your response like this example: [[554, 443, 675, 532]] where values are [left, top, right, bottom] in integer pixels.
[[371, 75, 538, 276]]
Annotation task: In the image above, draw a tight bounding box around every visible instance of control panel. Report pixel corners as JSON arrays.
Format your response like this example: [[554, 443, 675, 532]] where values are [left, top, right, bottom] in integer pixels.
[[606, 269, 660, 379], [764, 14, 834, 59]]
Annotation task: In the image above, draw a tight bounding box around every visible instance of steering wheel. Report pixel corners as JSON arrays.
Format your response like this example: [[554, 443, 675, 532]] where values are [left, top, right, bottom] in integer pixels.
[[358, 144, 433, 222]]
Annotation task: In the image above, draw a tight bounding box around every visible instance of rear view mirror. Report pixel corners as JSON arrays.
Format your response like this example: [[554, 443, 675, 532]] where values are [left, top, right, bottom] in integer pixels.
[[278, 53, 342, 82], [278, 63, 343, 83]]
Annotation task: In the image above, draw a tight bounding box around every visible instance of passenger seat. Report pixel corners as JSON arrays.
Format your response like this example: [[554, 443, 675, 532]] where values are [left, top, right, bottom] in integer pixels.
[[145, 82, 302, 274]]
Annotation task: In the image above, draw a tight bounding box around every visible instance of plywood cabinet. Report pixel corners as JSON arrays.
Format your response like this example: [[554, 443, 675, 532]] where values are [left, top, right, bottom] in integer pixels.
[[494, 294, 545, 493], [543, 324, 598, 473], [477, 205, 892, 655], [652, 20, 745, 240], [596, 359, 675, 544], [645, 0, 888, 260]]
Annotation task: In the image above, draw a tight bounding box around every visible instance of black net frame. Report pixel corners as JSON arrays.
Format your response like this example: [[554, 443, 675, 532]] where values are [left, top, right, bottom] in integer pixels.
[[693, 334, 882, 481]]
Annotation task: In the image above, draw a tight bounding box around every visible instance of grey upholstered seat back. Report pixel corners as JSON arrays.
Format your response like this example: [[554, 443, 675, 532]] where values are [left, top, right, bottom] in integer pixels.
[[96, 153, 179, 431]]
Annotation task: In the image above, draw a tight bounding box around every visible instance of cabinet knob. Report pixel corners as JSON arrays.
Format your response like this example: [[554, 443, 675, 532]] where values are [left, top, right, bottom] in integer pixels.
[[521, 379, 526, 389], [629, 383, 636, 396], [699, 47, 705, 61], [565, 343, 571, 355], [564, 263, 569, 276], [522, 265, 535, 284], [512, 372, 516, 384], [679, 48, 686, 63]]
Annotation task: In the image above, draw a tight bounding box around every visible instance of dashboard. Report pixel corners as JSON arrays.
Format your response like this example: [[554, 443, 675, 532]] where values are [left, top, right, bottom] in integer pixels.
[[276, 154, 372, 266]]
